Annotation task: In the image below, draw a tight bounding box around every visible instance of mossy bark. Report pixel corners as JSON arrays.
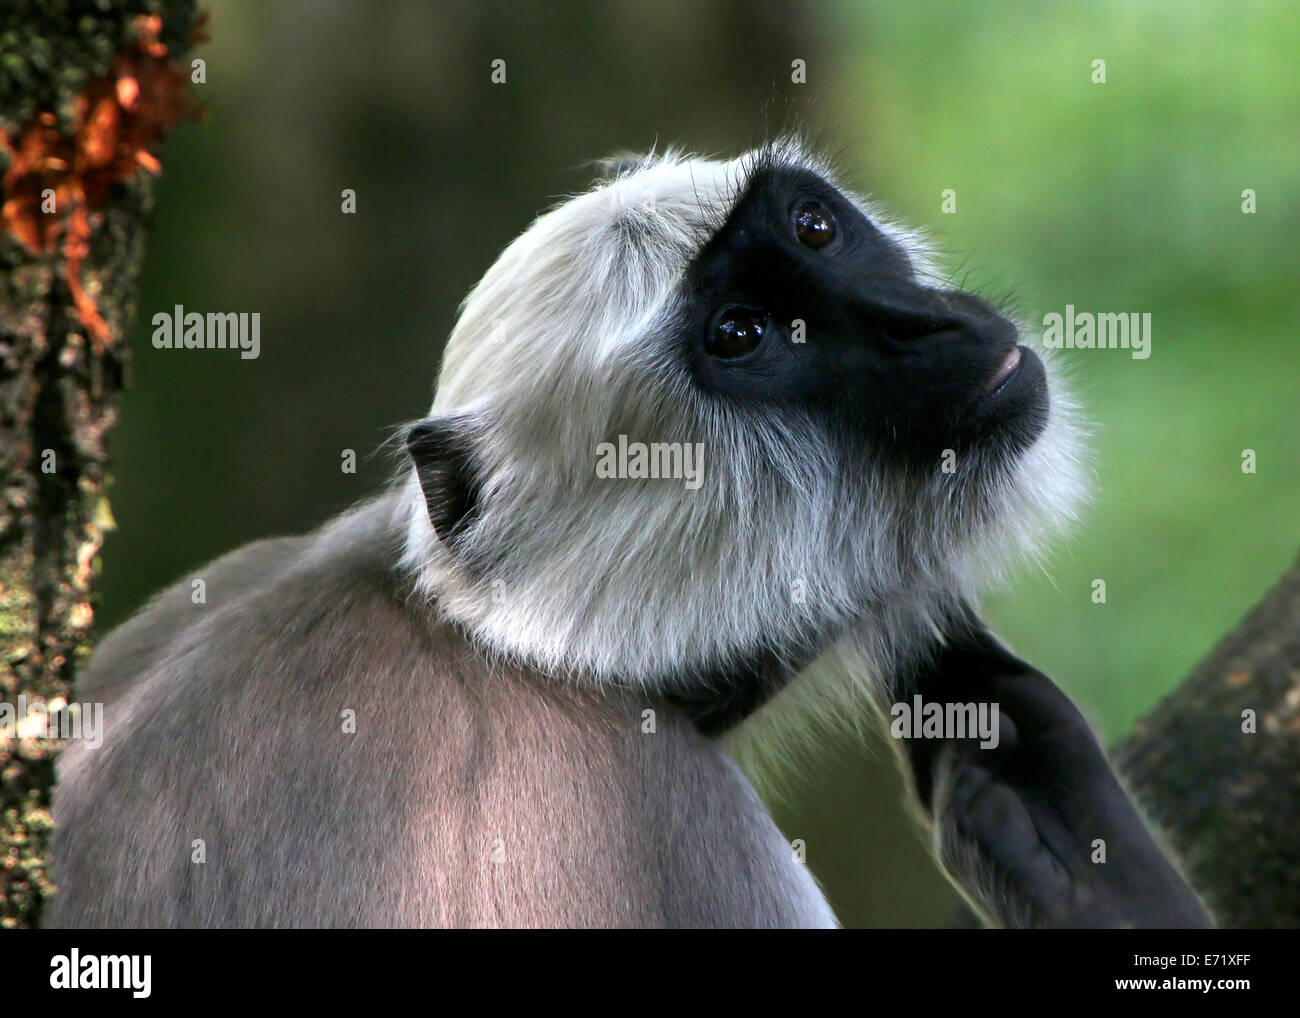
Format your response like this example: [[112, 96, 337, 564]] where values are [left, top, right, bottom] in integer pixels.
[[1115, 556, 1300, 928], [0, 0, 199, 928]]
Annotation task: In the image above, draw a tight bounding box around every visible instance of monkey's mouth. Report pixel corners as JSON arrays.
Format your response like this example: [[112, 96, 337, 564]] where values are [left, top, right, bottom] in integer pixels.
[[962, 344, 1048, 445], [972, 344, 1045, 409], [985, 346, 1024, 395]]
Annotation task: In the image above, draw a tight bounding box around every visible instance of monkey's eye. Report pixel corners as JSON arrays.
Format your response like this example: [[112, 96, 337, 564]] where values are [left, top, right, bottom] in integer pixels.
[[707, 308, 767, 359], [794, 202, 835, 249]]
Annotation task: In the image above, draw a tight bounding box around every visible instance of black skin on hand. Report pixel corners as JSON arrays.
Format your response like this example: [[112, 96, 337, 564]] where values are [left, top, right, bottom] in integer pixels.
[[899, 606, 1213, 929]]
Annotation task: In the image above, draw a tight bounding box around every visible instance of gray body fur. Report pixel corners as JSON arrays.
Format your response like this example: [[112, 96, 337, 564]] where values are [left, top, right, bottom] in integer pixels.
[[47, 496, 834, 928]]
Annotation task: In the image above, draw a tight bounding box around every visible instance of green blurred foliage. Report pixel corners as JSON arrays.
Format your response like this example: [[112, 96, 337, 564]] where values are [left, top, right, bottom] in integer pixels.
[[90, 0, 1296, 926]]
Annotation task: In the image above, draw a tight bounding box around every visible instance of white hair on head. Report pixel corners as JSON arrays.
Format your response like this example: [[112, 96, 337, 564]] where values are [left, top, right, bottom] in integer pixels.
[[398, 136, 1089, 758]]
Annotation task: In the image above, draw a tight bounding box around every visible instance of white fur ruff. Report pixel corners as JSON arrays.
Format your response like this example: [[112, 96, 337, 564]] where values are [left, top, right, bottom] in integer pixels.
[[396, 138, 1089, 749]]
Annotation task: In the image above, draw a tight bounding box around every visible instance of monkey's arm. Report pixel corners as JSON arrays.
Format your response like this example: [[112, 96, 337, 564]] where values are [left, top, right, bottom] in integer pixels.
[[898, 613, 1212, 929]]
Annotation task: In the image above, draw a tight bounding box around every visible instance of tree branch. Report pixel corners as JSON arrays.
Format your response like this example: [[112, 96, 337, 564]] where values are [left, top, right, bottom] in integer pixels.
[[1115, 554, 1300, 928]]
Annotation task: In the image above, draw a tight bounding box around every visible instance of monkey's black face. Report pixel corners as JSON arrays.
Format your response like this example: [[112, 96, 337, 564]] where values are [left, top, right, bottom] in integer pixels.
[[682, 165, 1049, 464]]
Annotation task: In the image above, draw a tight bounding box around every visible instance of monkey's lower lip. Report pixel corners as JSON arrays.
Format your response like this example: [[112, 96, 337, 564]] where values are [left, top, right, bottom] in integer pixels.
[[985, 346, 1024, 395]]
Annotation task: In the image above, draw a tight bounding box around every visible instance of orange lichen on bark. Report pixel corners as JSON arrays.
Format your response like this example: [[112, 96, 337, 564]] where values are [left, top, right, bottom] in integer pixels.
[[0, 14, 203, 350]]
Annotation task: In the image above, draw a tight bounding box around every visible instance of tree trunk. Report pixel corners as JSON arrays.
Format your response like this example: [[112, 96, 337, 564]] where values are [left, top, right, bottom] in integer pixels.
[[0, 0, 200, 928], [1115, 555, 1300, 928]]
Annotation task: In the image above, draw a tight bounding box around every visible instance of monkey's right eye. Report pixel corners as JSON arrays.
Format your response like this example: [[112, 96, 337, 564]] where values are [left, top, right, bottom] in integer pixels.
[[707, 308, 767, 359], [794, 202, 835, 248]]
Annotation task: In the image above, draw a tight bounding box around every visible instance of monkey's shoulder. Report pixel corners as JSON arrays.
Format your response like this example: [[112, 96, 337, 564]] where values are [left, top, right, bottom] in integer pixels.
[[55, 507, 835, 927]]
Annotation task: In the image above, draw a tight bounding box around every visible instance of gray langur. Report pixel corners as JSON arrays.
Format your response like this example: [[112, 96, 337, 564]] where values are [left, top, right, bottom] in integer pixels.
[[47, 138, 1209, 928]]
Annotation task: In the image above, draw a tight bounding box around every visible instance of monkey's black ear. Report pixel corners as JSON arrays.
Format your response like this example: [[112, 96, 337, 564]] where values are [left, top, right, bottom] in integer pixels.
[[406, 418, 484, 548]]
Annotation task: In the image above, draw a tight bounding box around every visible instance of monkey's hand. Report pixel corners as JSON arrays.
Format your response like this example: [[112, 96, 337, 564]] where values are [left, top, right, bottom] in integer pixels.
[[899, 614, 1212, 929]]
